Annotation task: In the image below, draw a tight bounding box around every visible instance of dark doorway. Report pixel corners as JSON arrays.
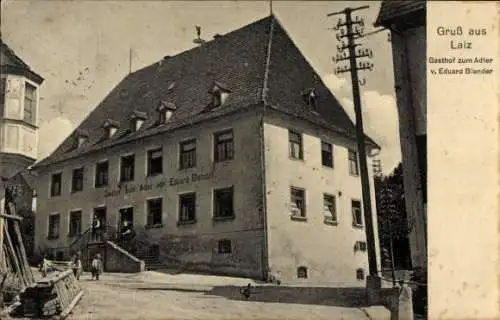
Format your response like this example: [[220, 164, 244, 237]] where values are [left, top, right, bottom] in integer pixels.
[[119, 207, 134, 227], [92, 207, 107, 241]]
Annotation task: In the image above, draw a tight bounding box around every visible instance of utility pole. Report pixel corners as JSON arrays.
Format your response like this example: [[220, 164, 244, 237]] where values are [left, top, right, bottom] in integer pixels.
[[328, 6, 379, 284]]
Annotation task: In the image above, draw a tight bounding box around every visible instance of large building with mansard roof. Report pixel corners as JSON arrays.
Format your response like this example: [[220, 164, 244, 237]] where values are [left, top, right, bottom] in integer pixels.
[[32, 15, 381, 285]]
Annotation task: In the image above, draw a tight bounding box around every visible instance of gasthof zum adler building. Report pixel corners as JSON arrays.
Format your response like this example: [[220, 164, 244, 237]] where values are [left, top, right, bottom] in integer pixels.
[[32, 15, 382, 286]]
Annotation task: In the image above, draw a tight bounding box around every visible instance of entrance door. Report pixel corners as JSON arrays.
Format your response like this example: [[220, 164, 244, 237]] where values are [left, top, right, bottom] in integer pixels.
[[92, 207, 107, 241]]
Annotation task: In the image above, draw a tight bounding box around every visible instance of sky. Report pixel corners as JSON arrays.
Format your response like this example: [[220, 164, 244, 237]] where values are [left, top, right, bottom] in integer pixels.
[[1, 0, 401, 174]]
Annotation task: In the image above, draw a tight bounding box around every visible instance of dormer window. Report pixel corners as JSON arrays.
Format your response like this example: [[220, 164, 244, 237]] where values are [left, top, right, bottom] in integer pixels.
[[129, 110, 147, 132], [301, 88, 318, 109], [102, 119, 119, 138], [157, 101, 176, 124], [76, 129, 89, 148], [209, 82, 231, 108]]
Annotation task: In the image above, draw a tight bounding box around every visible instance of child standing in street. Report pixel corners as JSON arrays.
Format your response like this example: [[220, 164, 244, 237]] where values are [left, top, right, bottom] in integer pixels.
[[91, 253, 102, 280], [72, 253, 82, 280]]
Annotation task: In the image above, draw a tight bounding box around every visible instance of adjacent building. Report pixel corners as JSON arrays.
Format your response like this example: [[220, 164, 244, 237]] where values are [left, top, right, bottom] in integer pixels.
[[32, 15, 381, 285], [375, 1, 427, 271], [0, 40, 44, 179]]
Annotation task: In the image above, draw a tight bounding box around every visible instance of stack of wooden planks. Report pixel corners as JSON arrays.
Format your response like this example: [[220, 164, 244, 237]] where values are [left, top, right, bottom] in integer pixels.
[[17, 270, 83, 319]]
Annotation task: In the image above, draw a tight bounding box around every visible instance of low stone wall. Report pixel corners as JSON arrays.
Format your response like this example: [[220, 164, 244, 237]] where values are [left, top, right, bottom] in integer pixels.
[[105, 241, 144, 273]]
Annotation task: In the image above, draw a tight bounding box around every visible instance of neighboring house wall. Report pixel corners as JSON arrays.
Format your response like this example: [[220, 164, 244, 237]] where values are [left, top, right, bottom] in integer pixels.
[[35, 109, 266, 278], [263, 111, 380, 285], [390, 25, 427, 270], [0, 73, 39, 178]]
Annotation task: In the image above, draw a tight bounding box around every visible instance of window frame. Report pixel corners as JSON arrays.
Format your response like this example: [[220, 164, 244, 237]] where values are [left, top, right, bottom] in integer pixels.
[[147, 148, 163, 176], [94, 160, 109, 188], [297, 266, 308, 279], [348, 149, 360, 176], [290, 186, 307, 221], [71, 167, 84, 193], [288, 130, 303, 160], [23, 82, 36, 124], [323, 193, 338, 225], [178, 192, 196, 225], [120, 154, 135, 182], [68, 210, 82, 237], [321, 141, 334, 168], [214, 129, 234, 163], [217, 239, 232, 254], [351, 200, 363, 228], [50, 173, 62, 197], [213, 186, 235, 221], [179, 139, 197, 170], [48, 213, 61, 240], [146, 198, 163, 228]]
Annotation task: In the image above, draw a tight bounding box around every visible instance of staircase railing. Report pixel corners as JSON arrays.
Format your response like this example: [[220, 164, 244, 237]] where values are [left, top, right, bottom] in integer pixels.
[[67, 224, 118, 256]]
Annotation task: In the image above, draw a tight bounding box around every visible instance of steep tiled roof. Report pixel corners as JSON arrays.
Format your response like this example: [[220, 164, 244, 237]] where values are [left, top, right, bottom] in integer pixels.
[[34, 15, 378, 169], [1, 39, 44, 84], [374, 1, 426, 27]]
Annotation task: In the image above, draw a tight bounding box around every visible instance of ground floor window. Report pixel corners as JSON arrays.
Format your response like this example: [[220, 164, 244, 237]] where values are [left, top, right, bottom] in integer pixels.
[[48, 214, 60, 239], [69, 210, 82, 237], [297, 266, 308, 279], [217, 239, 232, 254], [356, 268, 365, 280], [179, 193, 196, 225], [351, 200, 363, 227], [147, 198, 163, 227], [213, 187, 234, 220]]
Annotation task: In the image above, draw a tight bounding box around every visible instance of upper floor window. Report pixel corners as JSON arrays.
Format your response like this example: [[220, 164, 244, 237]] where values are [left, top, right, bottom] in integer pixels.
[[289, 130, 303, 160], [214, 130, 234, 162], [158, 101, 176, 124], [50, 173, 62, 197], [321, 141, 333, 168], [290, 187, 306, 219], [178, 193, 196, 225], [301, 88, 318, 110], [352, 200, 363, 227], [348, 149, 359, 176], [209, 82, 231, 108], [71, 167, 84, 193], [147, 148, 163, 176], [213, 187, 234, 220], [120, 154, 135, 182], [129, 110, 147, 132], [179, 140, 196, 169], [24, 82, 36, 124], [48, 214, 60, 240], [323, 194, 337, 224], [95, 160, 109, 188]]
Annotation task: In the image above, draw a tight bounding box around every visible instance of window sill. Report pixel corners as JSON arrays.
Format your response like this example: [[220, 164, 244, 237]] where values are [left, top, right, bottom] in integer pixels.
[[50, 194, 61, 198], [147, 172, 163, 178], [177, 219, 197, 226], [47, 236, 59, 240], [95, 185, 108, 189], [322, 165, 334, 170], [289, 156, 304, 162], [213, 215, 235, 222], [120, 179, 134, 183], [71, 190, 83, 194], [352, 224, 364, 229], [214, 158, 234, 164], [290, 215, 307, 222], [145, 223, 163, 229], [349, 173, 360, 177], [324, 218, 338, 226]]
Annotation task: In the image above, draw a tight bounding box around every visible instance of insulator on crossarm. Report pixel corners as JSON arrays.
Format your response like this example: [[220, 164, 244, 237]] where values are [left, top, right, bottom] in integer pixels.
[[359, 78, 366, 86]]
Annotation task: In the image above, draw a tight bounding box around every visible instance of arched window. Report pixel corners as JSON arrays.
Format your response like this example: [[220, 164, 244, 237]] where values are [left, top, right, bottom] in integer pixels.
[[297, 266, 308, 279]]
